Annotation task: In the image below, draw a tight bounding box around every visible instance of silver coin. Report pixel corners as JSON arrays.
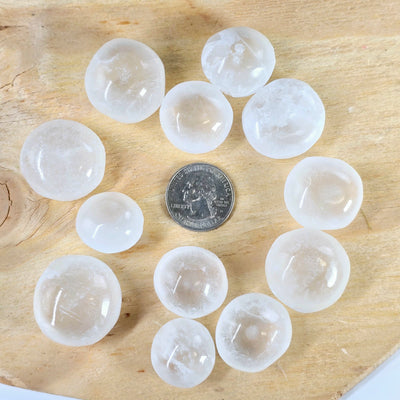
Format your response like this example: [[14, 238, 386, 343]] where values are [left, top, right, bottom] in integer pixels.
[[166, 163, 235, 232]]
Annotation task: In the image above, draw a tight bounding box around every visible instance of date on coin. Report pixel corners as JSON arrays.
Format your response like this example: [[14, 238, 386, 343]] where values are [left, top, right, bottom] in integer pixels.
[[166, 163, 235, 231]]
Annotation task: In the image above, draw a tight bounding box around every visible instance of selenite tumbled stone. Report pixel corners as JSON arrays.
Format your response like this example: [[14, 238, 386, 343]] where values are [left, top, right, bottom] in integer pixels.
[[85, 38, 165, 123], [34, 255, 122, 346], [201, 27, 275, 97], [242, 78, 325, 159], [266, 228, 351, 313], [20, 119, 105, 201]]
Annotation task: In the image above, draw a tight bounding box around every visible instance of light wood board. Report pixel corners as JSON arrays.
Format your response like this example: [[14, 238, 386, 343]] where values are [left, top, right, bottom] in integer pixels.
[[0, 1, 399, 399]]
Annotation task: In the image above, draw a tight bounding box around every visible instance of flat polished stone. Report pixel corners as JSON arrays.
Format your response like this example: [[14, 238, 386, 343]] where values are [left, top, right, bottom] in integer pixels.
[[85, 38, 165, 123], [76, 192, 144, 254], [242, 78, 325, 159], [266, 228, 351, 313], [34, 255, 122, 346], [154, 246, 228, 318], [151, 318, 215, 388], [160, 81, 233, 154], [20, 119, 105, 201], [284, 157, 363, 230], [201, 27, 275, 97], [215, 293, 292, 372]]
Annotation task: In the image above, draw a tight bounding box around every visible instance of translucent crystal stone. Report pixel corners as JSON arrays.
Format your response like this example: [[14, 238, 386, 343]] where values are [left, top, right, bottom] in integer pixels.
[[201, 27, 275, 98], [160, 81, 233, 154], [20, 119, 105, 201], [284, 157, 363, 230], [242, 78, 325, 159], [151, 318, 215, 388], [215, 293, 292, 372], [76, 192, 144, 254], [85, 38, 165, 123], [154, 246, 228, 318], [266, 228, 350, 313], [34, 255, 122, 346]]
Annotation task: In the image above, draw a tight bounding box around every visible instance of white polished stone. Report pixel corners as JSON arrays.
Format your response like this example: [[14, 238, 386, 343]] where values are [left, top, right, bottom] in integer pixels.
[[85, 38, 165, 123], [151, 318, 215, 388], [76, 192, 144, 254], [154, 246, 228, 318], [20, 119, 105, 201], [159, 81, 233, 154], [34, 255, 122, 346], [215, 293, 292, 373], [201, 27, 275, 97], [266, 228, 351, 313], [242, 78, 325, 159], [284, 157, 363, 230]]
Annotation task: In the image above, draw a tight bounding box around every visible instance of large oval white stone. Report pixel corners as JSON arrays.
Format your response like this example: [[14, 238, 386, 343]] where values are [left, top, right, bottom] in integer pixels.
[[76, 192, 144, 254], [201, 27, 275, 97], [159, 81, 233, 154], [151, 318, 215, 388], [85, 38, 165, 123], [284, 157, 363, 230], [215, 293, 292, 372], [242, 78, 325, 159], [154, 246, 228, 318], [20, 119, 105, 201], [266, 228, 351, 313], [34, 255, 122, 346]]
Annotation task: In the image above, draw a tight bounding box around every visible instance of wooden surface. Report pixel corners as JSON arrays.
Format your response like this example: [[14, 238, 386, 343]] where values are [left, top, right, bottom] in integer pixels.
[[0, 1, 399, 399]]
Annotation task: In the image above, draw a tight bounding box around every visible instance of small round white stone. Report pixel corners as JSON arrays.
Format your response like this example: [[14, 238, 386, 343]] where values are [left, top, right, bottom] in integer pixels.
[[201, 27, 275, 98], [266, 228, 351, 313], [76, 192, 144, 254], [20, 119, 105, 201], [151, 318, 215, 388], [34, 255, 122, 346], [215, 293, 292, 373], [284, 157, 363, 230], [159, 81, 233, 154], [242, 78, 325, 159], [85, 38, 165, 123], [154, 246, 228, 318]]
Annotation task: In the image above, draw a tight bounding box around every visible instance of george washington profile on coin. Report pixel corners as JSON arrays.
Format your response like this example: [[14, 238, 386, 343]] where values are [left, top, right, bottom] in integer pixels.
[[166, 163, 234, 231]]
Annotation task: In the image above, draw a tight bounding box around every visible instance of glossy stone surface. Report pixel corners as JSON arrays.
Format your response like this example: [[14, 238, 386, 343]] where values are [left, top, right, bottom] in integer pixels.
[[242, 78, 325, 159], [284, 157, 363, 230], [76, 192, 144, 254], [160, 81, 233, 154], [20, 119, 105, 201], [266, 228, 351, 313], [215, 293, 292, 372], [151, 318, 215, 388], [201, 27, 275, 97], [85, 38, 165, 123], [34, 255, 122, 346], [154, 246, 228, 318]]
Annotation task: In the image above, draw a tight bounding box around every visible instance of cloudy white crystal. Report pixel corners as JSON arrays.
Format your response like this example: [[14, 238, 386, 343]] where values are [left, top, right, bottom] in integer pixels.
[[20, 119, 105, 201], [201, 27, 275, 97], [34, 255, 122, 346], [151, 318, 215, 388], [242, 78, 325, 159], [215, 293, 292, 372], [159, 81, 233, 154], [284, 157, 363, 230], [266, 228, 351, 313], [154, 246, 228, 318], [85, 38, 165, 123], [76, 192, 144, 254]]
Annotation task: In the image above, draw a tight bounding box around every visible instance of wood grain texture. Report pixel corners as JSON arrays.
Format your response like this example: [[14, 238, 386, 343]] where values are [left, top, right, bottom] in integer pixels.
[[0, 1, 399, 399]]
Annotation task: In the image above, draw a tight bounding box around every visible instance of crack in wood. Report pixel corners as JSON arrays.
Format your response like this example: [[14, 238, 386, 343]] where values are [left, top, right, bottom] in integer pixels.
[[0, 181, 12, 228], [0, 66, 35, 90], [360, 208, 372, 231]]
